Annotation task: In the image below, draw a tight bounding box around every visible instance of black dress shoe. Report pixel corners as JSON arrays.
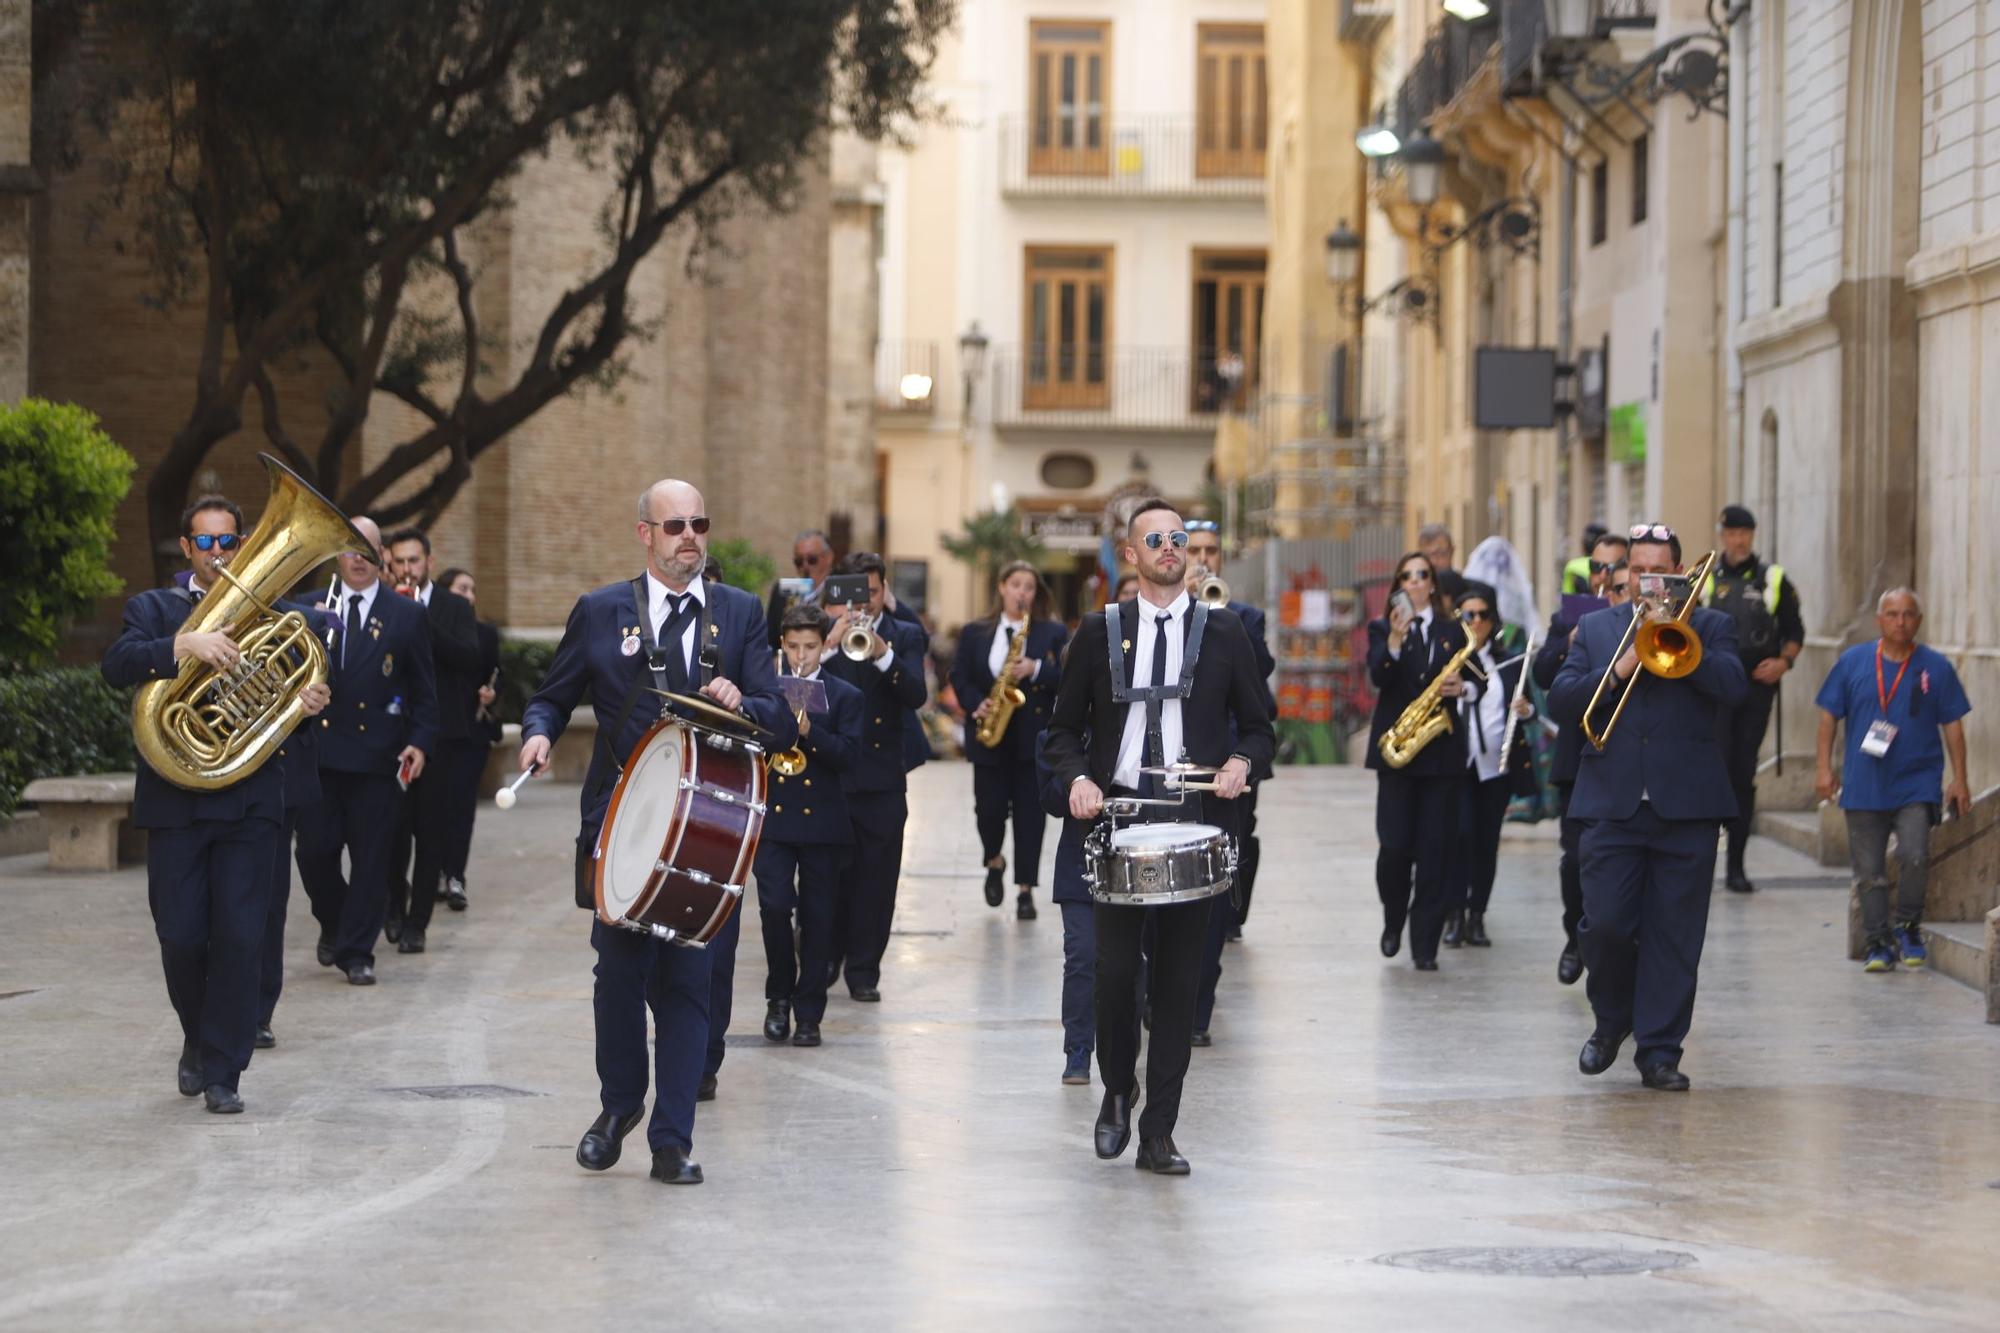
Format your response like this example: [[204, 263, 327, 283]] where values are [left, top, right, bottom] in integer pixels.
[[576, 1108, 644, 1171], [983, 860, 1005, 908], [1640, 1063, 1692, 1091], [444, 877, 468, 912], [1579, 1027, 1630, 1076], [1380, 926, 1402, 958], [178, 1041, 202, 1097], [203, 1084, 244, 1114], [848, 985, 881, 1003], [763, 1000, 791, 1043], [383, 914, 403, 945], [397, 929, 426, 954], [1135, 1136, 1190, 1175], [1413, 958, 1439, 972], [1557, 943, 1584, 985], [696, 1073, 717, 1102], [1465, 912, 1491, 947], [792, 1022, 822, 1048], [1725, 872, 1756, 894], [345, 962, 376, 986], [1189, 1030, 1212, 1048], [1225, 923, 1242, 943], [254, 1024, 275, 1050], [1442, 912, 1464, 948], [316, 930, 335, 967], [650, 1145, 704, 1185], [1016, 891, 1038, 921], [1094, 1088, 1135, 1160]]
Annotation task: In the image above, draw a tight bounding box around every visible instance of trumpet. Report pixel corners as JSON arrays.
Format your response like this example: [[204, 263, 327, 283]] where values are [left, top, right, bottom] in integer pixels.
[[769, 707, 809, 776], [1580, 550, 1719, 751], [1194, 567, 1230, 608], [840, 609, 879, 662]]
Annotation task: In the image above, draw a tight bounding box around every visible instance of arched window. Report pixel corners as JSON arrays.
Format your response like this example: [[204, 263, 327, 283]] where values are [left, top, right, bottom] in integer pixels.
[[1039, 452, 1096, 490]]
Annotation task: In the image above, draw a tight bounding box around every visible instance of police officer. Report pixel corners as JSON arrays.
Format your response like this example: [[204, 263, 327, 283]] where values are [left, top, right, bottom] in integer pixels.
[[103, 494, 331, 1114], [1704, 505, 1805, 893], [296, 515, 440, 986], [758, 605, 862, 1047], [823, 552, 928, 1002]]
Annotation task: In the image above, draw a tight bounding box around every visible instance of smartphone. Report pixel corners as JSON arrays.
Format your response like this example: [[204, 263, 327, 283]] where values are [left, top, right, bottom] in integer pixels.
[[1389, 589, 1414, 620], [776, 577, 813, 598], [822, 574, 872, 608]]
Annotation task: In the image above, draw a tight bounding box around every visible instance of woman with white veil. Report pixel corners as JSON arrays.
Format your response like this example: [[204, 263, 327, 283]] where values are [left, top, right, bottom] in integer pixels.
[[1461, 536, 1537, 650]]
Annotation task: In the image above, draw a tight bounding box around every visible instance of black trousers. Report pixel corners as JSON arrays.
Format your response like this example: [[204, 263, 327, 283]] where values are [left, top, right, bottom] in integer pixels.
[[1454, 774, 1513, 916], [1579, 805, 1718, 1070], [386, 751, 460, 933], [1723, 683, 1776, 873], [756, 839, 845, 1024], [836, 791, 909, 991], [440, 737, 489, 882], [1233, 784, 1261, 927], [974, 751, 1046, 888], [1374, 769, 1464, 962], [298, 769, 402, 969], [258, 806, 306, 1026], [148, 816, 280, 1090], [1096, 897, 1208, 1138], [1556, 784, 1585, 947]]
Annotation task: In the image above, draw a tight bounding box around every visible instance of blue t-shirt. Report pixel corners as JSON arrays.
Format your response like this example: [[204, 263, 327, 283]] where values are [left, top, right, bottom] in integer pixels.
[[1815, 642, 1970, 811]]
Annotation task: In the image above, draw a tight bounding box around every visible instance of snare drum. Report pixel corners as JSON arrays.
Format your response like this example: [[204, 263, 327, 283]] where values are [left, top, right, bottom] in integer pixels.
[[1083, 821, 1234, 906], [594, 717, 766, 945]]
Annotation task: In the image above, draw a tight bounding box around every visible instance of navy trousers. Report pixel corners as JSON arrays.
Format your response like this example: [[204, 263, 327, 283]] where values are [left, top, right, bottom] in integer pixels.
[[1058, 902, 1098, 1055], [836, 791, 908, 991], [974, 751, 1046, 888], [1556, 784, 1585, 947], [1578, 805, 1719, 1069], [756, 840, 844, 1025], [298, 769, 402, 969], [258, 807, 305, 1026], [147, 816, 280, 1090], [590, 912, 714, 1154], [704, 907, 744, 1079], [1375, 770, 1463, 962]]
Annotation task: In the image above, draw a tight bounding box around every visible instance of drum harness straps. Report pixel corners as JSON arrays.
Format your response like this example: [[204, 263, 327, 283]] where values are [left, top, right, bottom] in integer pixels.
[[592, 577, 717, 788], [1105, 600, 1208, 778]]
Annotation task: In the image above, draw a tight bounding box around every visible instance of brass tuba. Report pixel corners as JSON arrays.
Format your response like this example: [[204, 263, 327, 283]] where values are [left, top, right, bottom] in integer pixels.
[[134, 454, 378, 790]]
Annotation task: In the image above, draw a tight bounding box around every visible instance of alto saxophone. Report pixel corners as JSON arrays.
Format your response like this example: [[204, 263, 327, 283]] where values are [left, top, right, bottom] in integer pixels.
[[974, 622, 1028, 749], [1377, 617, 1487, 769]]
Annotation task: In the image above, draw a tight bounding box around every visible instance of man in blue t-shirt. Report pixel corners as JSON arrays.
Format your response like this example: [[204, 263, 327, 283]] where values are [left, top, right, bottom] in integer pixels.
[[1814, 588, 1972, 972]]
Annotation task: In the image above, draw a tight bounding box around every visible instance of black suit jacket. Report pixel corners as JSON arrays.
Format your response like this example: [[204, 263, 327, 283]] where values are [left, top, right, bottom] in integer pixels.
[[419, 586, 482, 742], [472, 620, 503, 745], [951, 617, 1067, 765], [1364, 611, 1471, 777], [1043, 601, 1275, 827]]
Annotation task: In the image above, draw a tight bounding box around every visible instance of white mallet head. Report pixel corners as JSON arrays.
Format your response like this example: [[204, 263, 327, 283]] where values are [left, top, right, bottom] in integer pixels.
[[494, 786, 517, 810]]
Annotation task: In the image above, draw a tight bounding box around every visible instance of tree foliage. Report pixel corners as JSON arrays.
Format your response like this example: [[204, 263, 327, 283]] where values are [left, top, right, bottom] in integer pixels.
[[705, 537, 776, 594], [35, 0, 953, 580], [940, 507, 1045, 590], [0, 399, 134, 668]]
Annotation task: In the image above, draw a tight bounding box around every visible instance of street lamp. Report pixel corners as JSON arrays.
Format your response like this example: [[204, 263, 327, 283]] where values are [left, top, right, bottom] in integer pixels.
[[958, 320, 989, 416], [1324, 221, 1362, 287], [1355, 122, 1401, 158], [1441, 0, 1491, 20], [1399, 134, 1445, 208]]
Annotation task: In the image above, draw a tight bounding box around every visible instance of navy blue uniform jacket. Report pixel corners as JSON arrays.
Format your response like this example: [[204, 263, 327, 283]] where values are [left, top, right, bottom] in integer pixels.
[[1533, 608, 1585, 785], [764, 673, 862, 844], [102, 586, 285, 829], [522, 577, 796, 837], [1548, 604, 1748, 822], [824, 617, 929, 794], [316, 586, 440, 775], [951, 617, 1067, 764]]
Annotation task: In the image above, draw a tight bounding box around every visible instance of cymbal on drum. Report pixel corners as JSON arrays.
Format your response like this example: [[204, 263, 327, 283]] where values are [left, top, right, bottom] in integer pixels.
[[646, 688, 771, 739]]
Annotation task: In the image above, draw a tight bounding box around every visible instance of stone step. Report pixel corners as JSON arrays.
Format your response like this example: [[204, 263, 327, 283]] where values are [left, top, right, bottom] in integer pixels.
[[1922, 921, 1989, 1000], [1754, 808, 1823, 861]]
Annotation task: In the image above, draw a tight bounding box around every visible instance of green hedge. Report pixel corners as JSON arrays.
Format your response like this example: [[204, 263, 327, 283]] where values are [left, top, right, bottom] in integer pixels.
[[0, 669, 137, 819], [497, 638, 557, 726]]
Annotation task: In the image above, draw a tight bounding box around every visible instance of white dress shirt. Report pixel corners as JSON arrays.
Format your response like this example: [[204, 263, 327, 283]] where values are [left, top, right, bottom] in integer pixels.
[[1465, 645, 1511, 782], [415, 581, 434, 607], [646, 571, 707, 672], [987, 614, 1040, 682], [337, 578, 381, 667], [1113, 591, 1191, 791]]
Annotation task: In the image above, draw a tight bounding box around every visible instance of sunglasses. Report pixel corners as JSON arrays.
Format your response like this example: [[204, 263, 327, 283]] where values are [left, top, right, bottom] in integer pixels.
[[1629, 522, 1675, 542], [189, 533, 242, 552], [646, 517, 711, 536], [1461, 608, 1494, 621], [793, 554, 824, 570], [1184, 520, 1219, 533], [1141, 531, 1190, 550], [1398, 568, 1432, 583]]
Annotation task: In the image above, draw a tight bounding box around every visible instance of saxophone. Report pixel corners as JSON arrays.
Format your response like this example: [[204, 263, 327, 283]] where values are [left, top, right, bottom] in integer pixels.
[[974, 622, 1029, 749], [1376, 618, 1487, 769]]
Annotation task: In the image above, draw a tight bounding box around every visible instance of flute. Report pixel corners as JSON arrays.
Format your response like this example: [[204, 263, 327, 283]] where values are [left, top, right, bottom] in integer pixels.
[[1498, 632, 1538, 766]]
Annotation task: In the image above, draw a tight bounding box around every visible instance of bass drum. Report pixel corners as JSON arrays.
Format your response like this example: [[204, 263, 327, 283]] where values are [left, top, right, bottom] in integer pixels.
[[594, 717, 766, 946], [1083, 820, 1234, 907]]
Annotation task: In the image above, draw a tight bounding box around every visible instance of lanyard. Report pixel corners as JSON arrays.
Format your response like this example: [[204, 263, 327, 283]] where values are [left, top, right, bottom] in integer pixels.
[[1874, 642, 1912, 715]]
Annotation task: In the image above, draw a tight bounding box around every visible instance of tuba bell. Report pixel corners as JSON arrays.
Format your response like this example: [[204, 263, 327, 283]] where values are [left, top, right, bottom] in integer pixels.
[[133, 454, 378, 790]]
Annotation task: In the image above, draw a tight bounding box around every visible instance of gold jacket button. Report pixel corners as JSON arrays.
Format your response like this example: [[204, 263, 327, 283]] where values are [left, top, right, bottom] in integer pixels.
[[773, 804, 783, 813], [803, 808, 812, 816], [358, 724, 366, 732], [358, 701, 367, 710], [321, 719, 330, 728]]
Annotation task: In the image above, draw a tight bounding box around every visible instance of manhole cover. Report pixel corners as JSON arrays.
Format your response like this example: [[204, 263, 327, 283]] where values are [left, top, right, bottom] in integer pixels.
[[381, 1084, 544, 1100], [1376, 1247, 1696, 1278]]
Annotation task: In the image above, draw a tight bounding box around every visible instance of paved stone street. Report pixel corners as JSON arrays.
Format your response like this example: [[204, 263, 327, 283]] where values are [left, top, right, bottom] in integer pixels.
[[3, 763, 1997, 1330]]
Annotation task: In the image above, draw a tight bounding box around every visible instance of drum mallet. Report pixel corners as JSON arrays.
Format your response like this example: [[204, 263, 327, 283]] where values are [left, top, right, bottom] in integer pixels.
[[494, 761, 542, 810]]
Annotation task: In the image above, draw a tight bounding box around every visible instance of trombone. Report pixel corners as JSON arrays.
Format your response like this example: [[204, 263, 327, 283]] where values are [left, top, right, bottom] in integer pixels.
[[1580, 550, 1719, 751]]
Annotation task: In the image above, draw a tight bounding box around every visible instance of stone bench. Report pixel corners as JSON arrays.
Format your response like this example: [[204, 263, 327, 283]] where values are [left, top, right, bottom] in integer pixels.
[[476, 709, 599, 797], [21, 774, 145, 872]]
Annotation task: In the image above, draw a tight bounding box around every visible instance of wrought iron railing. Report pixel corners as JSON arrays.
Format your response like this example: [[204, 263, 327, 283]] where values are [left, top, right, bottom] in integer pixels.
[[988, 344, 1246, 431], [1395, 19, 1501, 138], [997, 114, 1265, 200]]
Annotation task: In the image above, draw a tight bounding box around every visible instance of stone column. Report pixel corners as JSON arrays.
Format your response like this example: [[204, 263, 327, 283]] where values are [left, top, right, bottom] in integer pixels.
[[0, 0, 33, 401]]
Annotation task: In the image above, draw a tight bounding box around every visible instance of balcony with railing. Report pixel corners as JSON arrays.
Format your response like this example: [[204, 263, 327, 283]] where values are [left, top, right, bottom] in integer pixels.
[[873, 340, 940, 415], [1500, 0, 1660, 96], [988, 344, 1251, 433], [998, 114, 1265, 201]]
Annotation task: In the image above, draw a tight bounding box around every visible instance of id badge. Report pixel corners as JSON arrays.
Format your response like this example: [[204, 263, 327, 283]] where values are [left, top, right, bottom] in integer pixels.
[[1861, 720, 1897, 758]]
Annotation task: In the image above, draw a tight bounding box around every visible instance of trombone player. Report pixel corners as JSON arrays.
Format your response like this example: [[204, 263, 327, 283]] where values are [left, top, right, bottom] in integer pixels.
[[1549, 523, 1746, 1091]]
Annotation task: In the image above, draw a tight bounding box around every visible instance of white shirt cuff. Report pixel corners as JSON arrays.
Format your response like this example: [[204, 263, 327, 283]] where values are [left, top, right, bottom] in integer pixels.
[[872, 645, 895, 673]]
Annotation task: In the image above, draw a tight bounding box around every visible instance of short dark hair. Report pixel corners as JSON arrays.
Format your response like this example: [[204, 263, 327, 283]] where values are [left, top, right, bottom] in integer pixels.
[[1457, 579, 1504, 637], [1589, 532, 1629, 556], [840, 551, 887, 581], [181, 495, 242, 537], [780, 604, 830, 638], [702, 555, 723, 583], [1126, 498, 1179, 536], [1607, 559, 1630, 576], [1581, 521, 1609, 553], [437, 567, 470, 591], [385, 527, 431, 555], [1629, 523, 1682, 565]]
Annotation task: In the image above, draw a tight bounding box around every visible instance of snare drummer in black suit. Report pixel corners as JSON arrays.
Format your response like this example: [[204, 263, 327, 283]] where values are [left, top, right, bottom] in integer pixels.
[[1043, 499, 1275, 1176]]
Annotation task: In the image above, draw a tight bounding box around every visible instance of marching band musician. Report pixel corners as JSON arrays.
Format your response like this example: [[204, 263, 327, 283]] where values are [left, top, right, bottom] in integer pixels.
[[518, 479, 792, 1186], [1366, 550, 1471, 972], [1440, 582, 1536, 951], [950, 560, 1067, 920], [1549, 523, 1746, 1091], [822, 552, 929, 1003], [436, 567, 502, 913], [102, 495, 331, 1114], [1044, 499, 1274, 1175], [757, 605, 862, 1047]]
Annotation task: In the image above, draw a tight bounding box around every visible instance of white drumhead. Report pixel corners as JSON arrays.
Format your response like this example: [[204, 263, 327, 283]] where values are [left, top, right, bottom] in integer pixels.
[[599, 725, 688, 916], [1109, 821, 1222, 851]]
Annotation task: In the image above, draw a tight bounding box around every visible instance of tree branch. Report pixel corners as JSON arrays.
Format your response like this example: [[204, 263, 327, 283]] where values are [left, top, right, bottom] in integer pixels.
[[250, 366, 316, 477]]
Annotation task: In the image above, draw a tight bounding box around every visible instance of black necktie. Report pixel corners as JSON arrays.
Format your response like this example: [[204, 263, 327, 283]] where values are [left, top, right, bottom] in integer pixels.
[[344, 593, 362, 670], [1407, 617, 1426, 668], [659, 594, 692, 693], [1145, 610, 1169, 770]]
